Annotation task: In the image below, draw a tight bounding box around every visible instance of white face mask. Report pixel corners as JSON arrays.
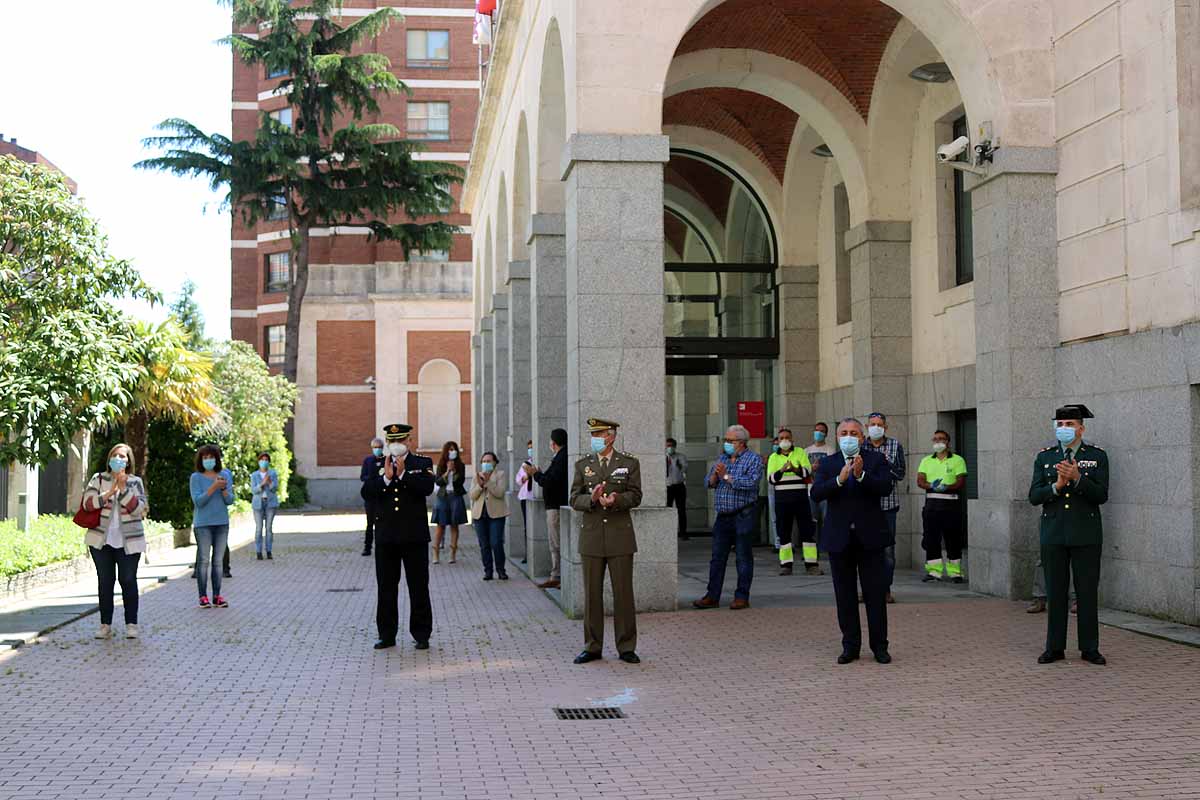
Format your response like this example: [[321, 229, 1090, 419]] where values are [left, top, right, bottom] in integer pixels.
[[868, 425, 885, 441], [932, 442, 947, 453], [448, 450, 458, 460], [778, 439, 793, 452], [388, 443, 407, 457]]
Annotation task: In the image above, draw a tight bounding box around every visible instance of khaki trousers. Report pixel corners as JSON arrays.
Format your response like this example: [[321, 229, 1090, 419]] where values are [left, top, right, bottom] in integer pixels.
[[581, 554, 637, 655], [546, 508, 561, 580]]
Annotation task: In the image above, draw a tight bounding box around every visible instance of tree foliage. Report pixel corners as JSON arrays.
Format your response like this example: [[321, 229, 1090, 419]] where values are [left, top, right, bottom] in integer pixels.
[[137, 0, 463, 386], [200, 340, 299, 503], [170, 280, 208, 350], [0, 155, 159, 467]]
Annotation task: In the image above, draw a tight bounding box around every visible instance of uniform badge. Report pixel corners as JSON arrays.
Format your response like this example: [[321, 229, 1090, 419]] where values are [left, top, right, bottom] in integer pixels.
[[612, 467, 629, 477], [378, 468, 385, 476], [584, 466, 595, 477]]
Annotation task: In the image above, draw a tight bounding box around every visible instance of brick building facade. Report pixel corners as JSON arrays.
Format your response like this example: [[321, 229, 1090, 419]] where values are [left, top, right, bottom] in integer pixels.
[[229, 1, 478, 506]]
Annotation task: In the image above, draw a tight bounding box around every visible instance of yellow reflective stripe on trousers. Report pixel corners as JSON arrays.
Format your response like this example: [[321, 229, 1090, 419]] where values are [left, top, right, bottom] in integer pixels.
[[925, 560, 944, 575], [779, 544, 794, 564], [801, 543, 818, 563], [946, 560, 962, 577]]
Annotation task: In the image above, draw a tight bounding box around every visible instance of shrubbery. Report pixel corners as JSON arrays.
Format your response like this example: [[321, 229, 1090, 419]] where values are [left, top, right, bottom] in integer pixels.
[[0, 515, 172, 578]]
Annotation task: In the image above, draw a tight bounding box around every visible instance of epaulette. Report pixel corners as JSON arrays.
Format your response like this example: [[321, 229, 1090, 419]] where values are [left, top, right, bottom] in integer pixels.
[[1040, 446, 1055, 452], [618, 450, 633, 458]]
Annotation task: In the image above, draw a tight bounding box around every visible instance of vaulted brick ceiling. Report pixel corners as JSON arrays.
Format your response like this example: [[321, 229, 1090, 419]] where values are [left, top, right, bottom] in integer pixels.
[[663, 88, 799, 182], [676, 0, 902, 120], [664, 155, 734, 226]]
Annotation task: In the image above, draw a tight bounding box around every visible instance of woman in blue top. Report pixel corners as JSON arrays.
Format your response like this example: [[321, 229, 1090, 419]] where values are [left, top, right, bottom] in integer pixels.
[[190, 444, 234, 608], [250, 451, 280, 560]]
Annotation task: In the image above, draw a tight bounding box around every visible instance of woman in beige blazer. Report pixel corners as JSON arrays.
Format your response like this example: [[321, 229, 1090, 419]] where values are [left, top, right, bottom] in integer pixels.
[[469, 451, 509, 580]]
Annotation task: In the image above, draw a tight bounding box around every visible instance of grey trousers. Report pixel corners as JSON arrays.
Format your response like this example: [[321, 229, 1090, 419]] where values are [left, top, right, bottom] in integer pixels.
[[546, 508, 561, 580]]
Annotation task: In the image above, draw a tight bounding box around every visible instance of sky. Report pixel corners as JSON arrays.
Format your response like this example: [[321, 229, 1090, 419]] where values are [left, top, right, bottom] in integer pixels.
[[1, 1, 235, 339]]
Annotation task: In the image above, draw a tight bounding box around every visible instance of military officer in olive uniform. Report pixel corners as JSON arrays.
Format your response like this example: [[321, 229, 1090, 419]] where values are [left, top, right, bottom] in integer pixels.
[[569, 418, 643, 665], [1028, 404, 1109, 665], [362, 423, 435, 651]]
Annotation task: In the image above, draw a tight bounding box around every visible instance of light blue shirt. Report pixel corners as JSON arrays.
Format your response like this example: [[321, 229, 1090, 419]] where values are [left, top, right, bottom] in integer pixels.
[[251, 468, 280, 509], [191, 469, 234, 527]]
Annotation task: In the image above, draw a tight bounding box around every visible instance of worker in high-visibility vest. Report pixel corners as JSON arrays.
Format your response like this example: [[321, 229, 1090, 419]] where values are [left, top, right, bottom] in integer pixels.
[[767, 428, 821, 576], [916, 429, 969, 582]]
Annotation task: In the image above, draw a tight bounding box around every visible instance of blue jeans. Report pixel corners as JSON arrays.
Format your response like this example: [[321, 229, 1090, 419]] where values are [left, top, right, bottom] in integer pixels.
[[705, 505, 757, 602], [254, 506, 276, 554], [475, 513, 507, 576], [195, 524, 230, 598], [884, 509, 898, 588]]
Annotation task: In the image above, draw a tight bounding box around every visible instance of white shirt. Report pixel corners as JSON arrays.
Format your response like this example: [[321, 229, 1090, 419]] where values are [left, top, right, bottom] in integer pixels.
[[104, 491, 123, 549]]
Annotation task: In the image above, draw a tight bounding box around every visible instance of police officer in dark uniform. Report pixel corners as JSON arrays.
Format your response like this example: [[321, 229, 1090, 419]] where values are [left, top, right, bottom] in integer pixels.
[[1028, 404, 1109, 665], [362, 423, 435, 651], [359, 437, 385, 556]]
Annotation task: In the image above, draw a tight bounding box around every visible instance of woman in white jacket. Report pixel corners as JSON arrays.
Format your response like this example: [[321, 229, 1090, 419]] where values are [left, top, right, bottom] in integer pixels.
[[80, 443, 149, 640]]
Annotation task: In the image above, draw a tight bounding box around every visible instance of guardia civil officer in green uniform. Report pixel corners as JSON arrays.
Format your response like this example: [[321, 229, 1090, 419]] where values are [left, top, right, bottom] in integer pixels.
[[569, 418, 643, 665], [362, 423, 435, 651], [1028, 404, 1109, 665]]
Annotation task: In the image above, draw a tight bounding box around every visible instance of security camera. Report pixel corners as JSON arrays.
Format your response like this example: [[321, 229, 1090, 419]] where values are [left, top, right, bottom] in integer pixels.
[[936, 135, 970, 163]]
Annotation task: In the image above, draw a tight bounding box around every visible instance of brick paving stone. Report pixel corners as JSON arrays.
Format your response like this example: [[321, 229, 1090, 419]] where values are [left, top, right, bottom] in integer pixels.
[[0, 512, 1199, 800]]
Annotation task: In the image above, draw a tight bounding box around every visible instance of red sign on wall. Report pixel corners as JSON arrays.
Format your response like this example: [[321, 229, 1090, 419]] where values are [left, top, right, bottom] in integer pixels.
[[737, 401, 766, 439]]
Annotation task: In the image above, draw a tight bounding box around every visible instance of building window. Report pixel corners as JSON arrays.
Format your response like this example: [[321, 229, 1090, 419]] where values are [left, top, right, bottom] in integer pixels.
[[833, 182, 852, 325], [407, 30, 450, 68], [266, 65, 289, 79], [407, 102, 450, 141], [410, 248, 449, 262], [268, 108, 293, 129], [953, 115, 974, 285], [267, 193, 288, 221], [265, 252, 290, 293], [417, 359, 461, 449], [266, 325, 286, 366]]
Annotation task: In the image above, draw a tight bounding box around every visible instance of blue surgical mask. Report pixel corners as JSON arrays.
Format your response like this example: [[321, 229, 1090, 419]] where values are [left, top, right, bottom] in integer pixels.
[[771, 444, 780, 454], [666, 446, 675, 456], [202, 458, 217, 471], [839, 437, 860, 458], [1055, 426, 1077, 445], [108, 457, 127, 473], [481, 461, 495, 473], [813, 431, 826, 443], [527, 448, 534, 458], [373, 447, 383, 457], [590, 437, 606, 453], [723, 442, 736, 456], [259, 459, 270, 470]]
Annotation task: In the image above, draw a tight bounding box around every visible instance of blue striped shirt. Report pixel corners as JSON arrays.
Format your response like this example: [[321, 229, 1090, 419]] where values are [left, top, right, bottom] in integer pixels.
[[706, 450, 764, 514]]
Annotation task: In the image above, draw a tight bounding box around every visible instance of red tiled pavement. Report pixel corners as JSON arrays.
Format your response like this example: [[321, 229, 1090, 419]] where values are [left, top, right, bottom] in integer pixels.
[[1, 513, 1198, 800]]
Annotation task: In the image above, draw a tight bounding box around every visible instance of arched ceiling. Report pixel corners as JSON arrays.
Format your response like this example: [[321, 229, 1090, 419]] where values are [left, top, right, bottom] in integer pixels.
[[664, 155, 734, 226], [663, 88, 798, 182], [675, 0, 902, 120]]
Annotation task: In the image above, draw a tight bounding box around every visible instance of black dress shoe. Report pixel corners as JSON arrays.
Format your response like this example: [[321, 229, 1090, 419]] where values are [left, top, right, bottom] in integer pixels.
[[873, 651, 892, 664], [1037, 649, 1065, 664], [373, 640, 396, 650], [482, 574, 493, 581], [498, 572, 509, 580], [837, 651, 860, 665], [362, 549, 372, 557], [573, 650, 602, 664], [618, 651, 640, 664], [1081, 650, 1107, 665], [414, 640, 430, 650]]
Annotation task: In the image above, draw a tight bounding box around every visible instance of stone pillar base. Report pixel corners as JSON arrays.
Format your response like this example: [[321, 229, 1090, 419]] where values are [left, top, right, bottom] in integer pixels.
[[506, 491, 527, 560], [525, 497, 552, 577], [559, 507, 678, 619]]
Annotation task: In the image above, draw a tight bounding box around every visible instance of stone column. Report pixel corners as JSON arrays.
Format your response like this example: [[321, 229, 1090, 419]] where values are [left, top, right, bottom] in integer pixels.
[[968, 151, 1059, 599], [491, 295, 510, 457], [846, 221, 915, 570], [505, 261, 531, 560], [558, 134, 677, 618], [471, 334, 483, 461], [479, 317, 494, 453], [526, 213, 567, 578], [777, 264, 820, 426]]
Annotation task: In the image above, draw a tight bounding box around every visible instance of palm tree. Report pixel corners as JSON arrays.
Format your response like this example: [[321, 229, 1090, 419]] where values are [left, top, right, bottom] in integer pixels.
[[119, 320, 217, 477]]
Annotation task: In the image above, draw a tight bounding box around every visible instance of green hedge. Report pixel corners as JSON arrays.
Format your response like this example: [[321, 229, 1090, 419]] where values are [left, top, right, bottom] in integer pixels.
[[0, 514, 172, 578]]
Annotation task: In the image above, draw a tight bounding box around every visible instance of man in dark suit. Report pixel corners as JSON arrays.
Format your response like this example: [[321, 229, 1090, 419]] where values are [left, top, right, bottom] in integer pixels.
[[810, 417, 895, 664], [359, 437, 385, 556], [525, 427, 569, 589], [361, 423, 435, 651]]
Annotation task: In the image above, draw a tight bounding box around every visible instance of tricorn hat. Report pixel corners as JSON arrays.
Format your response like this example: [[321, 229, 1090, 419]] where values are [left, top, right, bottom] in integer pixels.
[[1052, 404, 1094, 421]]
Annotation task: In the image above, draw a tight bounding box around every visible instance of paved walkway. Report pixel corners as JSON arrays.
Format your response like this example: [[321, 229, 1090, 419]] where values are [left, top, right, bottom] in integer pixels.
[[2, 514, 1199, 800]]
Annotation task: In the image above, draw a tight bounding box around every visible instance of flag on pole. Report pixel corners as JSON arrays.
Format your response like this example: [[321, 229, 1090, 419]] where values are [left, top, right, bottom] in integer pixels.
[[473, 12, 492, 45], [477, 0, 497, 14]]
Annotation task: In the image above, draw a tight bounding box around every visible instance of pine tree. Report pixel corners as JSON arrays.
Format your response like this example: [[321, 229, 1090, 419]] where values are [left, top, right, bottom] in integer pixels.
[[170, 280, 208, 350]]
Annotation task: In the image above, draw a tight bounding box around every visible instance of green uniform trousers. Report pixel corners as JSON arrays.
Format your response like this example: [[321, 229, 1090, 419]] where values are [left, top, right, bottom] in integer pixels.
[[582, 554, 637, 655], [1042, 542, 1101, 652]]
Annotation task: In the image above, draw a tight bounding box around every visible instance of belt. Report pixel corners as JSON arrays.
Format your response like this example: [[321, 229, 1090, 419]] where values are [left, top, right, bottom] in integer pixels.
[[926, 493, 958, 501]]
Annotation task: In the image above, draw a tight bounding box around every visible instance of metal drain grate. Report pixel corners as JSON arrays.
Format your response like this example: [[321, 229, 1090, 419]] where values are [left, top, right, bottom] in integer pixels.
[[554, 707, 625, 720], [326, 588, 364, 593]]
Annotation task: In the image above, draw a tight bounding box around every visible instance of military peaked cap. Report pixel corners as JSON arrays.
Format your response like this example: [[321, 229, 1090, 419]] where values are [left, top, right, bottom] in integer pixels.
[[587, 417, 619, 433], [383, 423, 413, 441]]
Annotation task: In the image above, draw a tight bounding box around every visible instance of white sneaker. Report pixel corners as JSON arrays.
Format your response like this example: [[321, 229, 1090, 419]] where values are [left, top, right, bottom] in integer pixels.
[[125, 624, 139, 639], [94, 624, 112, 640]]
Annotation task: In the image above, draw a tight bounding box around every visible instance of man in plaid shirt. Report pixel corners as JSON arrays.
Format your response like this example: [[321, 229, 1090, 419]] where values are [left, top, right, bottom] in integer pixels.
[[863, 412, 905, 603], [693, 424, 764, 610]]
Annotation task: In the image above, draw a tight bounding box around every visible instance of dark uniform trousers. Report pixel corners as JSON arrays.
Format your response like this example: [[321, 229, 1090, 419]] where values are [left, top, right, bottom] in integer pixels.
[[363, 500, 377, 551], [921, 498, 963, 562], [775, 491, 816, 560], [582, 554, 637, 656], [375, 541, 433, 644], [827, 540, 889, 654], [1043, 543, 1101, 652]]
